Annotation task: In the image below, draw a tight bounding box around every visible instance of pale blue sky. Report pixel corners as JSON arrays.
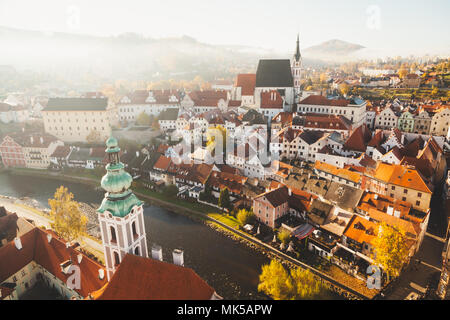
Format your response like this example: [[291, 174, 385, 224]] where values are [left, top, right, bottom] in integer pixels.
[[0, 0, 449, 55]]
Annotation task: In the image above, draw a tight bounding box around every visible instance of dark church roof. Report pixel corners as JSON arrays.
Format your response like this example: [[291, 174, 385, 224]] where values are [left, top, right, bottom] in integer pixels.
[[255, 60, 294, 88]]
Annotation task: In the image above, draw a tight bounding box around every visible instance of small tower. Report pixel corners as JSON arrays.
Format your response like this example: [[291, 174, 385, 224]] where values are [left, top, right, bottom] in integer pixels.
[[291, 34, 303, 103], [97, 136, 148, 281]]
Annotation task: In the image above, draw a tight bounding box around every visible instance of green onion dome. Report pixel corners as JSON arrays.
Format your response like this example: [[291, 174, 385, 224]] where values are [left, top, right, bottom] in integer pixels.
[[100, 169, 133, 193], [97, 135, 143, 217]]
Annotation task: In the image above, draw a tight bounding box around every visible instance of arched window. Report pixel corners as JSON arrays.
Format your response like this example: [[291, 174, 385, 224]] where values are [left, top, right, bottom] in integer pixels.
[[132, 221, 138, 239], [134, 246, 140, 256], [110, 226, 117, 243], [113, 251, 120, 266]]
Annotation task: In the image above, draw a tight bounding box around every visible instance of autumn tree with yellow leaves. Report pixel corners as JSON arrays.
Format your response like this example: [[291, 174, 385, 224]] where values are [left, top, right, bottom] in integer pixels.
[[372, 222, 410, 280], [49, 186, 88, 242], [258, 259, 326, 300]]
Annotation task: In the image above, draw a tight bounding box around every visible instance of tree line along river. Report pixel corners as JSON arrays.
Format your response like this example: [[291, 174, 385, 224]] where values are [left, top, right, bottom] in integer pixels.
[[0, 171, 273, 299]]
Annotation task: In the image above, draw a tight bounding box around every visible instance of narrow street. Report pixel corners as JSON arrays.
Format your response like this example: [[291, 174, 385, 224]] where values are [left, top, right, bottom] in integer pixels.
[[383, 178, 448, 300]]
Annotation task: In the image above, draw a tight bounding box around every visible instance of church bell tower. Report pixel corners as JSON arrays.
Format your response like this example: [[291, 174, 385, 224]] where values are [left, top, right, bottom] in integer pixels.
[[97, 136, 148, 281], [291, 34, 303, 103]]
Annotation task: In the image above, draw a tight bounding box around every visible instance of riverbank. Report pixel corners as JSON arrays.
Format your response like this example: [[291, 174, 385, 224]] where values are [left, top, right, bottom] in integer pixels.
[[3, 168, 377, 299]]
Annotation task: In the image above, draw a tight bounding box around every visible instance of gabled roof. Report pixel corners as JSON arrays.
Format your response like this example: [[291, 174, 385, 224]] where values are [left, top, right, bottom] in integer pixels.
[[299, 130, 326, 145], [254, 186, 290, 208], [373, 163, 431, 194], [91, 254, 215, 300], [344, 124, 372, 152], [0, 228, 107, 298], [255, 60, 294, 88]]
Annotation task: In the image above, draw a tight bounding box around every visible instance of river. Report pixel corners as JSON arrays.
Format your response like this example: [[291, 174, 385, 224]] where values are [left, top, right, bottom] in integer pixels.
[[0, 171, 271, 299]]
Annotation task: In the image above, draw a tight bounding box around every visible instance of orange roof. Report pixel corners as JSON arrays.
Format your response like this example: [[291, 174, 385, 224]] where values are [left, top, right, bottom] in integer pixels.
[[153, 155, 172, 171], [235, 74, 256, 96], [385, 164, 431, 193], [0, 228, 107, 298], [367, 208, 420, 238], [343, 215, 378, 246], [314, 161, 362, 183], [91, 254, 215, 300]]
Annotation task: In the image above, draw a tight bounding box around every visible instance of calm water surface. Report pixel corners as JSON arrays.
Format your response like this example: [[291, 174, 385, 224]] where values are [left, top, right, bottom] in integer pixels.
[[0, 172, 270, 299]]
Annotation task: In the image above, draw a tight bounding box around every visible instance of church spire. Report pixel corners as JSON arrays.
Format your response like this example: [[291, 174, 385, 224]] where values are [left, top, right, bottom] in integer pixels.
[[294, 34, 301, 62]]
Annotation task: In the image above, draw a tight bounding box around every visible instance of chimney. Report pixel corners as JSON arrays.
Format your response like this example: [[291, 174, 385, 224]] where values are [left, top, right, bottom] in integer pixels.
[[172, 249, 184, 267], [77, 254, 83, 264], [66, 242, 70, 249], [374, 194, 378, 200], [151, 244, 163, 261], [30, 136, 34, 144], [98, 269, 105, 280], [288, 188, 292, 196], [40, 137, 43, 144], [14, 237, 22, 250], [136, 151, 139, 158], [47, 233, 52, 243], [387, 206, 394, 216]]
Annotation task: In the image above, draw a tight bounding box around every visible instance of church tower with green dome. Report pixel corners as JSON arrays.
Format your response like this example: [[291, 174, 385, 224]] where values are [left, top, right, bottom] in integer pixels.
[[97, 136, 148, 281]]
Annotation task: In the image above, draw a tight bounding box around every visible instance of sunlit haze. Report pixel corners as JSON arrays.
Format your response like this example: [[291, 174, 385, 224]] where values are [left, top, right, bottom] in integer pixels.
[[0, 0, 449, 55]]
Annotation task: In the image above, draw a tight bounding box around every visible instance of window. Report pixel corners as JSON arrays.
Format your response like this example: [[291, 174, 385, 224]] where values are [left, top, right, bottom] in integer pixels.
[[403, 189, 408, 194], [416, 200, 420, 206], [110, 226, 117, 243], [418, 192, 422, 198], [132, 221, 138, 239], [113, 251, 120, 266]]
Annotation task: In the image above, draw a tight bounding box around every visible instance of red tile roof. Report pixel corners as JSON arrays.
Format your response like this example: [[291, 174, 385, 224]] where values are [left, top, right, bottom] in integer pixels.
[[344, 124, 372, 152], [51, 145, 71, 158], [153, 155, 172, 171], [0, 228, 107, 298], [300, 95, 349, 107], [235, 74, 256, 96], [91, 254, 215, 300], [260, 90, 283, 109]]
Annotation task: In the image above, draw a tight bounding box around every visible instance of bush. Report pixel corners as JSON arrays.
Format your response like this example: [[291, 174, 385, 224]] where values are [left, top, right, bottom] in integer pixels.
[[278, 229, 291, 244]]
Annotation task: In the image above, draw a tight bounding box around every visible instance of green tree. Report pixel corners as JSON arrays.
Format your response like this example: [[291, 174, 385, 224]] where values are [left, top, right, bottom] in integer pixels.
[[218, 188, 231, 212], [372, 222, 410, 280], [237, 208, 255, 226], [48, 186, 88, 242]]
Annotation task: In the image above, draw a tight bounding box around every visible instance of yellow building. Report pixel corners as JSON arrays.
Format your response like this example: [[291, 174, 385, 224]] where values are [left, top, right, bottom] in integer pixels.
[[42, 98, 112, 143]]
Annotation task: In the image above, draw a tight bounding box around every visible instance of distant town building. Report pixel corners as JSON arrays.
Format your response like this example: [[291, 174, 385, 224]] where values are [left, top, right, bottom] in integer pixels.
[[42, 98, 112, 143]]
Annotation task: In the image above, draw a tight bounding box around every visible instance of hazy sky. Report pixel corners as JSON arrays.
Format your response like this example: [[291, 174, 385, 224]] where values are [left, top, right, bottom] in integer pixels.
[[0, 0, 449, 55]]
